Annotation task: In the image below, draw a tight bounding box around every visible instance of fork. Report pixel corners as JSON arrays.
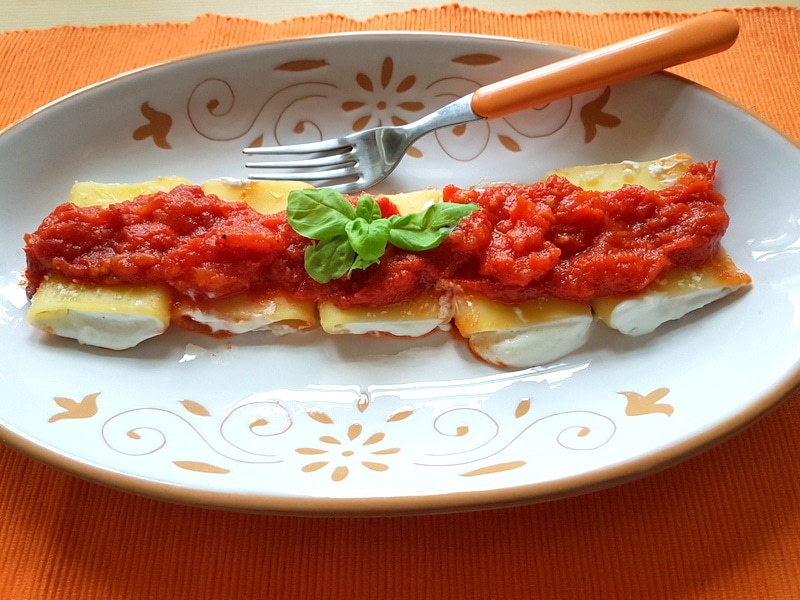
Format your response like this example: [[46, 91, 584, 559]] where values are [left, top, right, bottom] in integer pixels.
[[244, 11, 739, 194]]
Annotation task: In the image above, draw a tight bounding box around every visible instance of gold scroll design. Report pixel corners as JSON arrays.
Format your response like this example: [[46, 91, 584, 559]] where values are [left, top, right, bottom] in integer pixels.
[[186, 77, 340, 147], [46, 390, 616, 480], [182, 53, 618, 157], [98, 393, 300, 475], [92, 390, 407, 481], [51, 386, 663, 480], [412, 397, 617, 478]]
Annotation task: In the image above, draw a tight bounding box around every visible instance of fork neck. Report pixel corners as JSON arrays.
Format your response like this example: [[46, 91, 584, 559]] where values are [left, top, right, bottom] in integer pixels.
[[401, 94, 483, 136]]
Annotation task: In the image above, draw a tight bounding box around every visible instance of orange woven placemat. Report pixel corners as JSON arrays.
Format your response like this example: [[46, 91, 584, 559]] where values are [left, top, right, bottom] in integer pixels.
[[1, 6, 799, 599]]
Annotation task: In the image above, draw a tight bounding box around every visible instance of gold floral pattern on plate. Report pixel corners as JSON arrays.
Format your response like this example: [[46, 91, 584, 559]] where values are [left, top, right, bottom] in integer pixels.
[[135, 53, 620, 161], [47, 381, 673, 483]]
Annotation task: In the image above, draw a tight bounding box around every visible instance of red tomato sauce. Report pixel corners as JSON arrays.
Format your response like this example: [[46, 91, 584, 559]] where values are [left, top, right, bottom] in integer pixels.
[[24, 162, 729, 308]]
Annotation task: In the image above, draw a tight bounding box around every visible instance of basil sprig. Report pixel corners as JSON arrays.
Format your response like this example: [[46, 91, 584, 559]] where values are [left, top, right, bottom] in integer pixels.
[[286, 188, 478, 284]]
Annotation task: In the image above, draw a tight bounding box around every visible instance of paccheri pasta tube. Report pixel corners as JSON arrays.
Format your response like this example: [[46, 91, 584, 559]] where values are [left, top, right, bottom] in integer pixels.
[[23, 154, 750, 367]]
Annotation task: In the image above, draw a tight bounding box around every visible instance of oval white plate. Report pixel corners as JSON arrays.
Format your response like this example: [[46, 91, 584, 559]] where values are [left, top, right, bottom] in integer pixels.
[[2, 33, 799, 515]]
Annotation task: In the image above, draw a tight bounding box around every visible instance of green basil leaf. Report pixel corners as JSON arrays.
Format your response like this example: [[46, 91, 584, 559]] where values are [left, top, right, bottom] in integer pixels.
[[388, 202, 479, 251], [355, 195, 382, 223], [388, 227, 446, 251], [303, 235, 355, 283], [349, 254, 379, 274], [425, 202, 481, 228], [345, 217, 390, 263], [287, 189, 356, 241]]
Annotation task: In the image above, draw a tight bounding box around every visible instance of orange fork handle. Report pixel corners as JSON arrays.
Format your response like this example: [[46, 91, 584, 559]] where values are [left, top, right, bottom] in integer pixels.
[[470, 11, 739, 120]]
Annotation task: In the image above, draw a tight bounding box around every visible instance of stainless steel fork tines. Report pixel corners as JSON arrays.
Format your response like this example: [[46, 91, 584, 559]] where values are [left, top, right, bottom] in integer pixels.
[[244, 97, 479, 194], [244, 12, 739, 194]]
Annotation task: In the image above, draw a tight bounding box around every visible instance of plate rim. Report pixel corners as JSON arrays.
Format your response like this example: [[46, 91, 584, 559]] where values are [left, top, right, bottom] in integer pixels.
[[4, 369, 797, 516]]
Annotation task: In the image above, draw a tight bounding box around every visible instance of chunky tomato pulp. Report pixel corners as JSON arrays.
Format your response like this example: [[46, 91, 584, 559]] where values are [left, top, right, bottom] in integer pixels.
[[24, 162, 728, 308]]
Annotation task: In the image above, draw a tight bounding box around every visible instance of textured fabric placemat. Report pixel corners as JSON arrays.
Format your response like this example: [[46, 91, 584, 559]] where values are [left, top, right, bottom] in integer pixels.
[[1, 6, 799, 599]]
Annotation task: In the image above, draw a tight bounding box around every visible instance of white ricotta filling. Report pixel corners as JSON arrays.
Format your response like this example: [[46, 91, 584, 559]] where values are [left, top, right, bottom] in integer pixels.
[[324, 317, 449, 337], [604, 286, 737, 336], [43, 310, 167, 351], [468, 314, 593, 368], [181, 308, 301, 336]]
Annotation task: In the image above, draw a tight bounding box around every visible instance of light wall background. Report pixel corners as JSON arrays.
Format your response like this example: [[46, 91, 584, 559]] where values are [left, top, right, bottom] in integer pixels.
[[2, 0, 797, 31]]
